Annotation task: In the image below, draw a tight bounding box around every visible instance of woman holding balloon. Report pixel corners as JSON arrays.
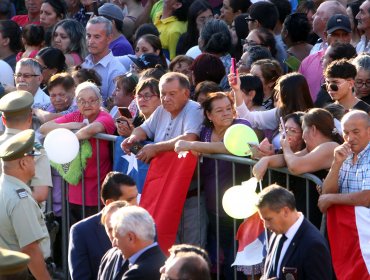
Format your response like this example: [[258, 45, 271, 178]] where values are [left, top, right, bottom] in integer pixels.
[[175, 92, 260, 279], [228, 71, 314, 152], [40, 81, 115, 223], [252, 108, 343, 228]]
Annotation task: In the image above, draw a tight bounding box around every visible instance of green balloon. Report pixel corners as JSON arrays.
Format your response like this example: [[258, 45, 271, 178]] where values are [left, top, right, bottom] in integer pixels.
[[224, 124, 259, 156]]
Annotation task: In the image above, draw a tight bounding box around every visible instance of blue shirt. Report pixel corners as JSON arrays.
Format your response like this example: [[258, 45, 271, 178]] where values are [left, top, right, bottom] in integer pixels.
[[82, 51, 127, 103], [128, 242, 158, 266], [339, 143, 370, 194]]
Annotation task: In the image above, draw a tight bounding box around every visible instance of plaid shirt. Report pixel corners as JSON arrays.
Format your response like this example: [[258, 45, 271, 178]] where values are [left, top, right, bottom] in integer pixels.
[[339, 143, 370, 194]]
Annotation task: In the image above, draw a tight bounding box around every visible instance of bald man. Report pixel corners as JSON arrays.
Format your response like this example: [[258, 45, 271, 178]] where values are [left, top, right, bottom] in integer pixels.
[[319, 110, 370, 212]]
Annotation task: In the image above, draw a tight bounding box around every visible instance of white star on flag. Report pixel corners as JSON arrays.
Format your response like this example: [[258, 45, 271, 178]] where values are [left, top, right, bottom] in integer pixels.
[[122, 153, 138, 174]]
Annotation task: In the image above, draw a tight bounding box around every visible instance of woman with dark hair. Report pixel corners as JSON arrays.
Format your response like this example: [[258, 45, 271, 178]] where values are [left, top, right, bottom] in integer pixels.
[[296, 0, 319, 45], [17, 24, 45, 61], [243, 28, 277, 58], [71, 66, 102, 87], [36, 47, 68, 87], [0, 20, 23, 70], [347, 0, 362, 47], [239, 74, 265, 111], [253, 108, 343, 228], [40, 0, 67, 46], [249, 59, 282, 109], [134, 34, 167, 69], [230, 71, 314, 149], [110, 74, 138, 117], [194, 81, 221, 104], [191, 53, 226, 87], [116, 78, 161, 137], [282, 13, 313, 71], [229, 13, 249, 61], [176, 0, 213, 55], [174, 92, 251, 280], [51, 19, 87, 66]]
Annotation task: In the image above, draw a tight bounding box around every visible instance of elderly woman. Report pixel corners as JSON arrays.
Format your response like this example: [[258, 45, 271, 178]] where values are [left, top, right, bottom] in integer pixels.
[[34, 72, 77, 123], [253, 108, 343, 228], [175, 92, 253, 279], [40, 81, 115, 223]]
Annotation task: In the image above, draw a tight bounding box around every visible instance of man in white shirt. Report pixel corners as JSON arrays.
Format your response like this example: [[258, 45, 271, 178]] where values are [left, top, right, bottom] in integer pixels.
[[257, 184, 332, 280], [356, 0, 370, 53], [14, 58, 50, 108]]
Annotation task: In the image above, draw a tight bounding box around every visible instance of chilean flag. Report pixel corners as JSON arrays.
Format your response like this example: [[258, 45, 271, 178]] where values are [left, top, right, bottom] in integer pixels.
[[232, 212, 266, 266], [327, 205, 370, 279], [139, 151, 197, 254]]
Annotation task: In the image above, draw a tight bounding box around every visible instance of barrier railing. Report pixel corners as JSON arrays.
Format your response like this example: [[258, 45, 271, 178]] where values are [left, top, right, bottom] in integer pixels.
[[55, 133, 323, 280]]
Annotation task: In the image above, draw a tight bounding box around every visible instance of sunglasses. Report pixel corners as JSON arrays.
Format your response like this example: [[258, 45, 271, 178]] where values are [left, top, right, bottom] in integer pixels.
[[325, 80, 348, 91]]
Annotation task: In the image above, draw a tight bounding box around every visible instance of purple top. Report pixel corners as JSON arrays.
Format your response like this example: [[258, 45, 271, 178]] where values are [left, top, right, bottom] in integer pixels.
[[109, 35, 134, 56], [200, 118, 252, 216]]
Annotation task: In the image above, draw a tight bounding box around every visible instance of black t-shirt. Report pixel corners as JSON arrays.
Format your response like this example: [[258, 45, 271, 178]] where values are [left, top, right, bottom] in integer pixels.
[[353, 100, 370, 113]]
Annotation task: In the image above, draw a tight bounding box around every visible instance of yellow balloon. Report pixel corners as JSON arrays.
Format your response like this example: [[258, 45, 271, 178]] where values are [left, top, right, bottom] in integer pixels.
[[222, 177, 259, 219], [224, 124, 259, 156]]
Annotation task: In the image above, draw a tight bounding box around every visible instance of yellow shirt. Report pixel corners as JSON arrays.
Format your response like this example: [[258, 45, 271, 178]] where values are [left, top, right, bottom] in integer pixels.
[[154, 12, 187, 60]]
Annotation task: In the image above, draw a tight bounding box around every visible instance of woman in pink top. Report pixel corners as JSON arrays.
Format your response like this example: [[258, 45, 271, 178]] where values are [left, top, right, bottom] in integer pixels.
[[40, 81, 116, 223], [51, 19, 87, 67]]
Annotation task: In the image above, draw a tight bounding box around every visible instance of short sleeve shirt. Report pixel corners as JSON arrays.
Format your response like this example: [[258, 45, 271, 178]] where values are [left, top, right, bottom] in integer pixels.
[[339, 143, 370, 194], [140, 100, 203, 142], [0, 128, 53, 188], [0, 174, 50, 257]]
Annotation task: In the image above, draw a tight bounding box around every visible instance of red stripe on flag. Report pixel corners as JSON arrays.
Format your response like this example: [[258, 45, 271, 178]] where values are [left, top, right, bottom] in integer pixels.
[[236, 212, 265, 252], [327, 205, 370, 280], [139, 151, 197, 254]]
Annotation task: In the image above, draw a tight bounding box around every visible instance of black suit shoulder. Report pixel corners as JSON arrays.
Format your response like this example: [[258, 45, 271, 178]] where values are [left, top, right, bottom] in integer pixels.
[[122, 245, 166, 280]]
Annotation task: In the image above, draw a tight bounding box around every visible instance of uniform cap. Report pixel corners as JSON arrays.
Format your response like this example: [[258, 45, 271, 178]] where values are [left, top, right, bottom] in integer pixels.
[[0, 247, 30, 275], [0, 129, 40, 161], [0, 90, 33, 118]]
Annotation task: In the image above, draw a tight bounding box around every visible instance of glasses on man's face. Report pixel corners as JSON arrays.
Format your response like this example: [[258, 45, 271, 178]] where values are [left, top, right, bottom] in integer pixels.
[[355, 79, 370, 88], [24, 149, 41, 157], [325, 80, 348, 91], [14, 73, 40, 79], [77, 99, 100, 107], [136, 93, 157, 101]]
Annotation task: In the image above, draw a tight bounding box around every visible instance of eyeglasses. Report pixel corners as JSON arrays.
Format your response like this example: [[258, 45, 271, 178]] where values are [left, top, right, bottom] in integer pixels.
[[241, 39, 265, 48], [279, 126, 302, 136], [14, 73, 40, 79], [136, 93, 158, 101], [325, 80, 348, 91], [77, 99, 100, 106], [355, 79, 370, 88]]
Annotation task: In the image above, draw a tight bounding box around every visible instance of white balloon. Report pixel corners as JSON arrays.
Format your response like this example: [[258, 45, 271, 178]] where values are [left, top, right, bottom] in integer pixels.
[[44, 128, 80, 164], [222, 177, 259, 219]]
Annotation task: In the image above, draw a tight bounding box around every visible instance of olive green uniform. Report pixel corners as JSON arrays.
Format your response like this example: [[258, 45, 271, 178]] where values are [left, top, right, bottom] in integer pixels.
[[0, 174, 50, 258], [0, 128, 52, 188]]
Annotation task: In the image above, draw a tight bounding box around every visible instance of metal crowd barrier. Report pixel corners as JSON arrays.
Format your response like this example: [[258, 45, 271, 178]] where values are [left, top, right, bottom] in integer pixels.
[[53, 133, 322, 280]]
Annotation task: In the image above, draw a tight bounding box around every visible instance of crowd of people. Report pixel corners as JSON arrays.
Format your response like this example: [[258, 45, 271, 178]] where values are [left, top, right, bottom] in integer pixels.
[[0, 0, 369, 279]]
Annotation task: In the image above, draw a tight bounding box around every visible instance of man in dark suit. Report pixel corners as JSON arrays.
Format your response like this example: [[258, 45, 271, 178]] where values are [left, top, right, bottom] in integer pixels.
[[68, 172, 138, 280], [111, 205, 166, 280], [257, 184, 332, 280]]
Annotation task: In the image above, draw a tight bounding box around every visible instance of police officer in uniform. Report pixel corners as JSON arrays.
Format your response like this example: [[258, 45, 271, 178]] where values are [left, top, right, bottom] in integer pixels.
[[0, 129, 51, 279], [0, 90, 52, 204], [0, 247, 30, 279]]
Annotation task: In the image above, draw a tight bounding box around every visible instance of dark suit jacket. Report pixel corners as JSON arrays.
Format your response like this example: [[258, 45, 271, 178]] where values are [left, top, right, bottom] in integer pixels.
[[98, 247, 125, 280], [68, 212, 112, 280], [122, 244, 166, 280], [263, 218, 333, 280]]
